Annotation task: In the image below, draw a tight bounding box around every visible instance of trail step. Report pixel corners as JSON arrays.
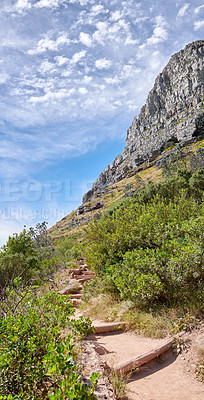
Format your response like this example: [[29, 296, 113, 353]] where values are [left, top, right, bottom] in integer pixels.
[[58, 287, 80, 295], [71, 299, 81, 307], [71, 293, 82, 299], [83, 271, 95, 276], [93, 322, 126, 334], [114, 337, 175, 376], [77, 276, 95, 284]]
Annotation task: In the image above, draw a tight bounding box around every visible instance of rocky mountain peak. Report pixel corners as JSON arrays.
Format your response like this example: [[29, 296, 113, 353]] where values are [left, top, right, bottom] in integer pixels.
[[83, 40, 204, 204]]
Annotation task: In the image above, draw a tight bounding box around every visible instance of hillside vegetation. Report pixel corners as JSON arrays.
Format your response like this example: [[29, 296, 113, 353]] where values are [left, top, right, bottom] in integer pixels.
[[0, 140, 204, 398], [84, 167, 204, 309], [0, 224, 98, 399], [49, 138, 204, 240]]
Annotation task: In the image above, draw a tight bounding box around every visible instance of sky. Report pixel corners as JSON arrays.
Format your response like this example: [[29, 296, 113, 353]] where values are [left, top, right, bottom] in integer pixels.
[[0, 0, 203, 244]]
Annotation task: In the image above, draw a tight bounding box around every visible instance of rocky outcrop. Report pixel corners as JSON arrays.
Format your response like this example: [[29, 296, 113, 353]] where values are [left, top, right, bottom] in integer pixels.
[[77, 201, 104, 215], [83, 40, 204, 203]]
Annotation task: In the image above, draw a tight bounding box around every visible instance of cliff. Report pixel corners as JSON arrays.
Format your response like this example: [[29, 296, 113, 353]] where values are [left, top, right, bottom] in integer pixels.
[[83, 40, 204, 203]]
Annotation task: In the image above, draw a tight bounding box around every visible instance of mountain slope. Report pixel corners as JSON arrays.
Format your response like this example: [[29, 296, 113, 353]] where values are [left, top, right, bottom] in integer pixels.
[[49, 40, 204, 239], [83, 40, 204, 203]]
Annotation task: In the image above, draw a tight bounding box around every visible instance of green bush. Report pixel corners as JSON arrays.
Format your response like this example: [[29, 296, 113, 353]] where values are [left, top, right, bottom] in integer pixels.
[[85, 193, 204, 308], [0, 224, 58, 291], [0, 291, 96, 399], [189, 167, 204, 200]]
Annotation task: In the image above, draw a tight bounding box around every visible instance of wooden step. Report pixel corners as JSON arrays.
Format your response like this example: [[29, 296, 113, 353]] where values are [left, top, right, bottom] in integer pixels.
[[69, 268, 81, 275], [70, 293, 83, 299], [83, 271, 95, 276], [77, 276, 95, 284], [58, 282, 82, 295], [71, 299, 81, 307], [93, 322, 126, 334], [114, 337, 175, 376]]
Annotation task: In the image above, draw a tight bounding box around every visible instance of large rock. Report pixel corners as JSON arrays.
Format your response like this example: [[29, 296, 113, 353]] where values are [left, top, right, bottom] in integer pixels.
[[83, 40, 204, 203]]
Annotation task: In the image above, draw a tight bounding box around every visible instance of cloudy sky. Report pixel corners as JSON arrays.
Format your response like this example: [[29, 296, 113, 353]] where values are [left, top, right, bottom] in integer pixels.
[[0, 0, 203, 243]]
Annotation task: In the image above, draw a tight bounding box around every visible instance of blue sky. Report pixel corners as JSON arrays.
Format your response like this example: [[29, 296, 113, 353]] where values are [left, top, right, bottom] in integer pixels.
[[0, 0, 203, 244]]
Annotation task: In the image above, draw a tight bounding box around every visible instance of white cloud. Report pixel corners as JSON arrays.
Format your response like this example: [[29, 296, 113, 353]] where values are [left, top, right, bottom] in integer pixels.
[[35, 0, 67, 8], [178, 3, 189, 17], [29, 88, 75, 104], [147, 15, 168, 45], [90, 4, 105, 16], [105, 76, 120, 85], [15, 0, 31, 12], [194, 20, 204, 30], [0, 73, 10, 84], [79, 32, 93, 47], [55, 56, 69, 66], [61, 69, 73, 77], [13, 0, 67, 13], [71, 50, 86, 64], [95, 58, 112, 69], [28, 33, 70, 55], [69, 0, 94, 5], [125, 36, 139, 45], [78, 87, 88, 94], [38, 60, 56, 74], [195, 5, 204, 14], [120, 64, 141, 79], [83, 76, 92, 84], [93, 22, 109, 45], [110, 10, 123, 21]]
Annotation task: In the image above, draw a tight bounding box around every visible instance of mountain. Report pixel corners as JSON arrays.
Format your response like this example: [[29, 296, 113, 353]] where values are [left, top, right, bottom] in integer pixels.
[[49, 40, 204, 240], [83, 40, 204, 203]]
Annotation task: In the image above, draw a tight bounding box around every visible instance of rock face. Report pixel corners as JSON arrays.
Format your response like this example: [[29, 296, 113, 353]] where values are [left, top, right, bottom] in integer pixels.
[[83, 40, 204, 204]]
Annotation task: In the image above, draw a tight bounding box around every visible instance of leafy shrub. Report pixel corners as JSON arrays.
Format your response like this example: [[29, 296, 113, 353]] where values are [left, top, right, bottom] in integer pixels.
[[85, 194, 204, 308], [0, 291, 96, 399], [55, 234, 84, 264], [189, 167, 204, 200], [0, 224, 58, 292], [109, 248, 164, 306], [190, 147, 204, 172]]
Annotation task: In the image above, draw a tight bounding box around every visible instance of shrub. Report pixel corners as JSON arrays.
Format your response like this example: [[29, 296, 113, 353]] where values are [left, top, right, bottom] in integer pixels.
[[84, 194, 204, 308], [0, 291, 96, 399], [0, 224, 58, 292]]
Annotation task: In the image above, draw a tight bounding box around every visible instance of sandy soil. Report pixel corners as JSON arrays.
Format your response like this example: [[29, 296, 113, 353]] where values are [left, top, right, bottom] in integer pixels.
[[126, 349, 203, 400]]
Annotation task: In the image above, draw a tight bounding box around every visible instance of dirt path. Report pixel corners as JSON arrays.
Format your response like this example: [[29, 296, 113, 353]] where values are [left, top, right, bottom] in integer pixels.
[[88, 319, 204, 400], [58, 264, 204, 400], [126, 349, 203, 400]]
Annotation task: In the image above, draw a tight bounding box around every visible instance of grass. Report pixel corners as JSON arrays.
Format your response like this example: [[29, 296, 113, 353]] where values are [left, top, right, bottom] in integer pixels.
[[80, 289, 203, 339], [80, 293, 125, 322], [109, 368, 127, 399], [80, 292, 174, 338], [124, 308, 174, 338], [195, 347, 204, 381]]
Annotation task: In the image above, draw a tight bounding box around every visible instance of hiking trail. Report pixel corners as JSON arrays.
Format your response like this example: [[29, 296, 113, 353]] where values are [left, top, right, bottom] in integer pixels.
[[57, 262, 204, 400]]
